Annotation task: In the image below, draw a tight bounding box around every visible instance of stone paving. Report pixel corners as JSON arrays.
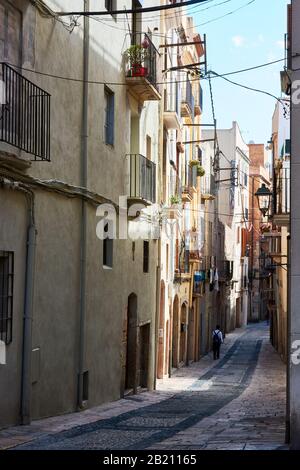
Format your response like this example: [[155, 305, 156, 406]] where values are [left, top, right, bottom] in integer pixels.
[[0, 322, 287, 450]]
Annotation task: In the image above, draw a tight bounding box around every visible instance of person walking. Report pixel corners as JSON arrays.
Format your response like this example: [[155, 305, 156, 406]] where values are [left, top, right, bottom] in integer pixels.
[[212, 325, 223, 360]]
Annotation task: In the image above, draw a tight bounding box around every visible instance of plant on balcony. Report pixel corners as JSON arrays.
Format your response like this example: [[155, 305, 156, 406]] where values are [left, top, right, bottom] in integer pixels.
[[170, 194, 181, 206], [189, 160, 199, 167], [197, 165, 205, 177], [125, 44, 149, 78]]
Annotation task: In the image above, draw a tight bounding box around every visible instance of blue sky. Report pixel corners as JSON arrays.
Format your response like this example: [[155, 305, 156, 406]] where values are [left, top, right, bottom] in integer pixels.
[[190, 0, 289, 144]]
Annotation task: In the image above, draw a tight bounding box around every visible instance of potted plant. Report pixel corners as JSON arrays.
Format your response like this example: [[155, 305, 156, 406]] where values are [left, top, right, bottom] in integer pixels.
[[124, 44, 149, 77], [197, 165, 205, 177], [170, 195, 181, 206]]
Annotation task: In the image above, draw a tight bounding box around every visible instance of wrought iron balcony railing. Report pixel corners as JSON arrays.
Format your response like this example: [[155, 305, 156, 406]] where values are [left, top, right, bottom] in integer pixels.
[[128, 153, 156, 204], [181, 78, 194, 118], [0, 63, 50, 161], [194, 83, 203, 115], [125, 33, 159, 91], [274, 167, 290, 215], [217, 260, 234, 282]]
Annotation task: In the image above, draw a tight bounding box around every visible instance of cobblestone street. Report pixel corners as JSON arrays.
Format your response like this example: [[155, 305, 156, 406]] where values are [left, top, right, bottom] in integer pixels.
[[0, 323, 287, 451]]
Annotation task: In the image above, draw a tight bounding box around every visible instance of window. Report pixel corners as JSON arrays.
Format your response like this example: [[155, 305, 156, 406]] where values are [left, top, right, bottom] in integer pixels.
[[104, 87, 115, 146], [0, 251, 13, 344], [105, 0, 116, 16], [0, 0, 22, 65], [143, 241, 149, 273], [103, 224, 113, 268]]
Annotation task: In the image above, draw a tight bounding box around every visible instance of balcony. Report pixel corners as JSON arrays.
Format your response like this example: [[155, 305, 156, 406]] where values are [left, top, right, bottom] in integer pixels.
[[193, 270, 206, 297], [273, 167, 290, 227], [125, 34, 161, 103], [217, 260, 234, 283], [127, 153, 156, 206], [194, 83, 203, 116], [0, 62, 50, 162], [200, 175, 216, 201], [181, 78, 194, 119], [163, 82, 181, 130], [181, 166, 196, 203]]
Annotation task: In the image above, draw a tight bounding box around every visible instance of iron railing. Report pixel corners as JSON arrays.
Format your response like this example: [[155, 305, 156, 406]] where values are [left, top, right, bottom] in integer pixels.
[[201, 175, 216, 195], [181, 78, 194, 116], [164, 81, 180, 115], [127, 33, 159, 91], [0, 251, 14, 345], [128, 153, 156, 203], [275, 167, 290, 214], [0, 63, 50, 161], [217, 260, 234, 282], [195, 82, 203, 113]]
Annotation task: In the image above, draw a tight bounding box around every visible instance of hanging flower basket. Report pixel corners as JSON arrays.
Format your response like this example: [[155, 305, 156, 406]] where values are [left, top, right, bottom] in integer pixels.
[[197, 165, 205, 177]]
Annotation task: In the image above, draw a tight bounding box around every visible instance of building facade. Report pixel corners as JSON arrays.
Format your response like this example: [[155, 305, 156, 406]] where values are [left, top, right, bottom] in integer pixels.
[[203, 122, 250, 332], [248, 143, 271, 323], [0, 0, 161, 428]]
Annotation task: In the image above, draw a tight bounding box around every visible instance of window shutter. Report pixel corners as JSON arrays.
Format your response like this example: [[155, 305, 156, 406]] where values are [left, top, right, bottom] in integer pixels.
[[109, 92, 114, 145]]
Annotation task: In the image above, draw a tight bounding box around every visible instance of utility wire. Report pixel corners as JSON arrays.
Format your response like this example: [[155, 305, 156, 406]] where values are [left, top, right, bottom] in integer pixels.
[[194, 0, 256, 28], [54, 0, 213, 17], [7, 58, 285, 88], [97, 0, 233, 23], [209, 71, 288, 109]]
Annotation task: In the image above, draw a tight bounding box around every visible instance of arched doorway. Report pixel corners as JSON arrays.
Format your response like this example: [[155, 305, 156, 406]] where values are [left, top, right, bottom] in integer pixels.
[[157, 281, 165, 379], [188, 303, 195, 363], [172, 296, 179, 368], [164, 320, 169, 374], [179, 303, 187, 364], [125, 293, 138, 392]]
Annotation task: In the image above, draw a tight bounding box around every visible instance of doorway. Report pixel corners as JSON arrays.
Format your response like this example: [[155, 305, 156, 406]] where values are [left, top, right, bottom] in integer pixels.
[[188, 303, 195, 363], [157, 281, 165, 378], [179, 303, 187, 364], [172, 296, 179, 368], [125, 293, 138, 391], [139, 323, 150, 388]]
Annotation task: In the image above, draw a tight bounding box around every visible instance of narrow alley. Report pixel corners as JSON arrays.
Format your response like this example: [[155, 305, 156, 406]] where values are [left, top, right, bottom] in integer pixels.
[[0, 323, 286, 451]]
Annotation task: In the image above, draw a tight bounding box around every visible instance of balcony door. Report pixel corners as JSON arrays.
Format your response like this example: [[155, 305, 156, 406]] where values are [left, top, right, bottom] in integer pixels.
[[0, 0, 22, 66]]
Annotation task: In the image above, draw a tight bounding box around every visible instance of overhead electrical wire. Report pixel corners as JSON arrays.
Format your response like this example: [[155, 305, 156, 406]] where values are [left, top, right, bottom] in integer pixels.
[[209, 71, 288, 108], [97, 0, 234, 23], [7, 57, 285, 90], [194, 0, 256, 28], [54, 0, 214, 18], [91, 0, 255, 33]]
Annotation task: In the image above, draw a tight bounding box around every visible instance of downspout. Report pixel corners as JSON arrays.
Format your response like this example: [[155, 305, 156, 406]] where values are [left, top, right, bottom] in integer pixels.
[[78, 0, 89, 409], [250, 175, 254, 321], [286, 233, 291, 443], [154, 30, 164, 388], [20, 187, 36, 425]]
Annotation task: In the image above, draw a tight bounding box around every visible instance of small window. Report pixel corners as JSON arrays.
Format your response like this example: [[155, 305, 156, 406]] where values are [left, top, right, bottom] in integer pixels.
[[103, 223, 113, 268], [143, 241, 149, 273], [105, 0, 116, 16], [0, 251, 14, 345], [104, 86, 115, 146]]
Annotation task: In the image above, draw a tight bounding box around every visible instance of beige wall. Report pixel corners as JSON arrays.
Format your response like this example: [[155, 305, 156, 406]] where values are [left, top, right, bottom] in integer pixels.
[[0, 0, 159, 427]]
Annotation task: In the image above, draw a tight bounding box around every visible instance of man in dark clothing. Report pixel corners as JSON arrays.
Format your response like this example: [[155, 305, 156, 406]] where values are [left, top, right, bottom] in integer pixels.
[[212, 324, 223, 360]]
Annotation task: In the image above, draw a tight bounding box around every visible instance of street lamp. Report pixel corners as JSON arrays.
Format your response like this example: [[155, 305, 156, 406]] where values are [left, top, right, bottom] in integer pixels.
[[255, 184, 272, 217]]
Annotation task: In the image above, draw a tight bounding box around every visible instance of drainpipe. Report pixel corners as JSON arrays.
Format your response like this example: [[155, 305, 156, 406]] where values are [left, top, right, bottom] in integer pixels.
[[286, 234, 291, 443], [77, 0, 89, 409], [20, 188, 36, 425]]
